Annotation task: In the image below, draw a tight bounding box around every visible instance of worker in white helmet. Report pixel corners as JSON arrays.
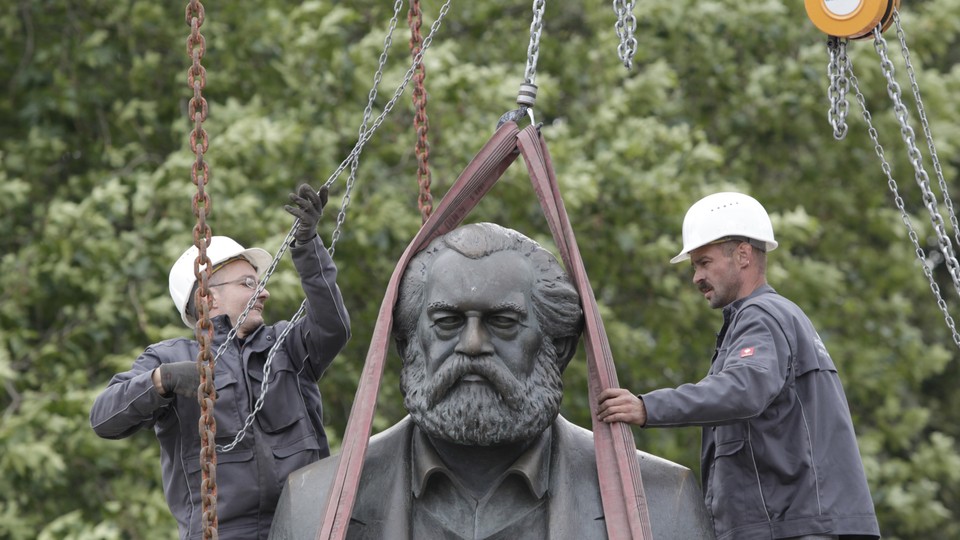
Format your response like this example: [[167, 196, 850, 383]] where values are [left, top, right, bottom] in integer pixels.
[[597, 192, 879, 540], [90, 184, 351, 540]]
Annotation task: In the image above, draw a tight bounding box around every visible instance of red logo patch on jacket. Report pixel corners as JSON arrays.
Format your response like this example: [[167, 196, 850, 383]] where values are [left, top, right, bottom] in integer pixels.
[[740, 347, 755, 358]]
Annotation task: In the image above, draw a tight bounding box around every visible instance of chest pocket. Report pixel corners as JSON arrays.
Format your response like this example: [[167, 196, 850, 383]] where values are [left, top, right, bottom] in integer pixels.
[[249, 361, 305, 434], [211, 370, 244, 439]]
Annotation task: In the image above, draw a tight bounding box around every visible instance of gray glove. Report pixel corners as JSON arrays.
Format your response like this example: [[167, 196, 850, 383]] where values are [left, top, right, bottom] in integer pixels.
[[284, 184, 329, 244], [158, 362, 201, 398]]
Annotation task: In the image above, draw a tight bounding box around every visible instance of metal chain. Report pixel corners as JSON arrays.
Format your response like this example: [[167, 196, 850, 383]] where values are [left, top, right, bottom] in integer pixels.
[[410, 0, 434, 224], [498, 0, 545, 128], [612, 0, 637, 69], [214, 0, 453, 452], [217, 301, 307, 452], [326, 0, 452, 254], [873, 26, 960, 296], [524, 0, 546, 85], [893, 11, 960, 254], [330, 0, 406, 257], [826, 36, 850, 140], [213, 0, 438, 355], [847, 51, 960, 350], [212, 228, 302, 453], [185, 1, 218, 537]]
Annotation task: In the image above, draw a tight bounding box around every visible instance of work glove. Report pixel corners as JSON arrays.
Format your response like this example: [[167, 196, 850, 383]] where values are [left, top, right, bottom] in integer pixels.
[[284, 183, 329, 244], [158, 361, 201, 398]]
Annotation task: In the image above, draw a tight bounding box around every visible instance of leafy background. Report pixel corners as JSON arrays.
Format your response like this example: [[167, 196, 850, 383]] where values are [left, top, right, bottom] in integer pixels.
[[2, 0, 959, 538]]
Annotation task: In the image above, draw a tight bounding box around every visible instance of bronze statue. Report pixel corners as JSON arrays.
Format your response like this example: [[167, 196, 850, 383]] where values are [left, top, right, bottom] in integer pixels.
[[270, 223, 714, 539]]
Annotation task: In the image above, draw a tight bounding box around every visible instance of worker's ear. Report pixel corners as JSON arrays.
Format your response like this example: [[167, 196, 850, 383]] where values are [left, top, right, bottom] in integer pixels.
[[737, 242, 752, 267], [554, 335, 581, 372]]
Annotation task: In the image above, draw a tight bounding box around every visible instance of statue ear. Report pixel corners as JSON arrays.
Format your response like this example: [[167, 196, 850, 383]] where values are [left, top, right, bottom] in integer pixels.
[[394, 337, 409, 360], [553, 335, 581, 372]]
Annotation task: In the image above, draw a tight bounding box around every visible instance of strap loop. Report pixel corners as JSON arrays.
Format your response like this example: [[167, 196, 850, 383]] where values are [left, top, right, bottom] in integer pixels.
[[316, 122, 651, 540]]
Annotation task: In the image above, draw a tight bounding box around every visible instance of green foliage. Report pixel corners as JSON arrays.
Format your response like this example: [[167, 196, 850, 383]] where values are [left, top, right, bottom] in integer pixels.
[[2, 0, 959, 537]]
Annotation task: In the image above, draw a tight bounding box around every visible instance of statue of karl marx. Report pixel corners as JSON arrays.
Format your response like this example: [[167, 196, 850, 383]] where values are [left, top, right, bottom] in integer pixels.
[[270, 222, 714, 540]]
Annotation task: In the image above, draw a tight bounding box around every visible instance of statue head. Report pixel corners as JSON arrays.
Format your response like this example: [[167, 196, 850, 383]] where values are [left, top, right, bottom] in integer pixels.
[[394, 223, 583, 447]]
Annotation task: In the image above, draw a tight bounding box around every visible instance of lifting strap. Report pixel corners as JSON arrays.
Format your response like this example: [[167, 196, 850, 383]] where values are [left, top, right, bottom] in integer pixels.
[[317, 121, 652, 540]]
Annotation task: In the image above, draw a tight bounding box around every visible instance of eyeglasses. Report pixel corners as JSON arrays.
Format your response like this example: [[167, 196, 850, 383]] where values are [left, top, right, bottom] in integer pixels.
[[208, 276, 259, 290]]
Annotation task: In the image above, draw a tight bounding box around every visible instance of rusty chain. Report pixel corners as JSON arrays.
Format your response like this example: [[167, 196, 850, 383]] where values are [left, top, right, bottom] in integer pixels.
[[409, 0, 433, 224], [185, 1, 218, 537], [217, 0, 452, 452], [323, 0, 451, 252]]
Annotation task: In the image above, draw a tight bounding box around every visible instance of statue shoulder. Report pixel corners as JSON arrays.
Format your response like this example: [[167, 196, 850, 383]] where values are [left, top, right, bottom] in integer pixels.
[[552, 415, 695, 478]]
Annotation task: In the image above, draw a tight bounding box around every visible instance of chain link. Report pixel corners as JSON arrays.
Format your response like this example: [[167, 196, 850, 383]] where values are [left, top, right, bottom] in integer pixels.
[[326, 0, 451, 255], [409, 0, 433, 223], [847, 47, 960, 350], [524, 0, 546, 85], [216, 0, 448, 345], [497, 0, 546, 128], [873, 26, 960, 297], [613, 0, 637, 69], [217, 301, 307, 452], [826, 36, 850, 140], [330, 0, 406, 256], [893, 12, 960, 256], [185, 0, 218, 536], [214, 0, 454, 453]]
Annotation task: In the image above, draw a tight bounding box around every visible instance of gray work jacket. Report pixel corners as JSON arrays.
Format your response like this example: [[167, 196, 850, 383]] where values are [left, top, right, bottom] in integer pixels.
[[90, 236, 351, 540], [641, 285, 879, 540]]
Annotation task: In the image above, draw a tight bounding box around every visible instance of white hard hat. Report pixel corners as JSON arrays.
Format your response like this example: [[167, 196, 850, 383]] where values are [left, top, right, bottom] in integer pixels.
[[168, 236, 273, 328], [670, 192, 778, 264]]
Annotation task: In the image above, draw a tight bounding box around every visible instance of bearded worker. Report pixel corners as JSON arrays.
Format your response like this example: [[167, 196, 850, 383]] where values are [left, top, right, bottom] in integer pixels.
[[269, 222, 714, 540], [598, 192, 879, 540]]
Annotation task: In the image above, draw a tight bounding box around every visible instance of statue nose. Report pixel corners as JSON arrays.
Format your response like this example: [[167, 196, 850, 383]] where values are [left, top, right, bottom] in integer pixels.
[[455, 316, 494, 356]]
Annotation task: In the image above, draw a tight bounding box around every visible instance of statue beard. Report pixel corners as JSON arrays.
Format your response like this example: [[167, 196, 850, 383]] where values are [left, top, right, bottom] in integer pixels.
[[401, 341, 564, 446]]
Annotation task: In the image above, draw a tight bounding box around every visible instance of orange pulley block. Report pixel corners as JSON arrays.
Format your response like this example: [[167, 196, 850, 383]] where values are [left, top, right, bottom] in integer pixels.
[[805, 0, 900, 39]]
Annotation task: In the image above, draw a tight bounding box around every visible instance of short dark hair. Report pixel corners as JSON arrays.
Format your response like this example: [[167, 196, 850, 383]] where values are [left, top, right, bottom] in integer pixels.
[[721, 238, 767, 273], [393, 223, 584, 370]]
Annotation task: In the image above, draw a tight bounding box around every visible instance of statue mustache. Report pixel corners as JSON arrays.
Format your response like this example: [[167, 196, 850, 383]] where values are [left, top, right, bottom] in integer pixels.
[[426, 354, 524, 409]]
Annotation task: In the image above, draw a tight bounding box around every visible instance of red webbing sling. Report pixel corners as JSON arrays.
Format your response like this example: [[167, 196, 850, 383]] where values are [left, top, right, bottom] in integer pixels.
[[317, 121, 652, 540], [518, 126, 653, 539]]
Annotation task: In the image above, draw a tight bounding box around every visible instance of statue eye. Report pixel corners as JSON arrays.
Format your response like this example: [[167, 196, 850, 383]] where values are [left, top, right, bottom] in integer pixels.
[[432, 314, 463, 331], [488, 313, 521, 329]]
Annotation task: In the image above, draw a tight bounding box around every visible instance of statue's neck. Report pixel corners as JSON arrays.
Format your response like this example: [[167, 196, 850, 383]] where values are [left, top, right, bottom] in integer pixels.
[[428, 436, 534, 498]]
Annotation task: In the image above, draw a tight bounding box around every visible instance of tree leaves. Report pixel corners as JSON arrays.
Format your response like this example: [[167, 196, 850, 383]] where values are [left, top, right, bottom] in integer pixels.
[[2, 0, 959, 538]]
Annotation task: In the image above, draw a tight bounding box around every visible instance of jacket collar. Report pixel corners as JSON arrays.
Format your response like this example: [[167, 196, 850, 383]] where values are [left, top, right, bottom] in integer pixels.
[[410, 425, 552, 499], [207, 314, 271, 351], [722, 284, 777, 321]]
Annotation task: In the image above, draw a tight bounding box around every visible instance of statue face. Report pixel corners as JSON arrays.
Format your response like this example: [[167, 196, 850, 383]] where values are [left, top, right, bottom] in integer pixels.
[[421, 250, 544, 386], [401, 249, 564, 446]]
